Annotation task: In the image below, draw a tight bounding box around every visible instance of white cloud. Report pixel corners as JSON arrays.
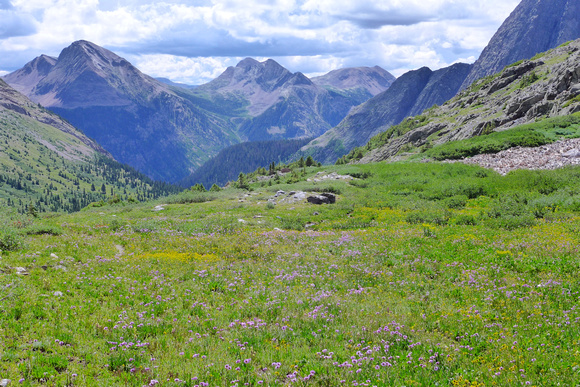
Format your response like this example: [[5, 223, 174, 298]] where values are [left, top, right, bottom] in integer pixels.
[[0, 0, 521, 84]]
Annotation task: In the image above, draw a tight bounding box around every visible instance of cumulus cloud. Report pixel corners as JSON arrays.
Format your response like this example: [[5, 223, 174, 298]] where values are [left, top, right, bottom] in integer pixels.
[[0, 0, 521, 84], [0, 0, 36, 39]]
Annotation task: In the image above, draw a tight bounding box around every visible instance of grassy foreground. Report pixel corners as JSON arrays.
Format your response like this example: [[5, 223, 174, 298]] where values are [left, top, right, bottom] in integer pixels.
[[1, 161, 580, 386]]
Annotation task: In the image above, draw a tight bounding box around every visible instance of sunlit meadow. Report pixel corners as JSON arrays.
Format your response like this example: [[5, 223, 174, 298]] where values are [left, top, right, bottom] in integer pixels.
[[1, 162, 580, 386]]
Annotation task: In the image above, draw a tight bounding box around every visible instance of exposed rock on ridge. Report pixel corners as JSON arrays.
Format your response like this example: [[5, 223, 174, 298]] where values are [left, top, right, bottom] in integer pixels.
[[312, 66, 395, 97]]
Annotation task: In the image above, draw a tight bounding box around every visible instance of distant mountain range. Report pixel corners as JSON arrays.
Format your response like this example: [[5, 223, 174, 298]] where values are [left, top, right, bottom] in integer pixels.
[[4, 42, 393, 182], [190, 58, 394, 141]]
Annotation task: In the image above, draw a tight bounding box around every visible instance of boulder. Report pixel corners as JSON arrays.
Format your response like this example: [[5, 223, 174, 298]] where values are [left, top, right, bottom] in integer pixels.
[[307, 193, 336, 205]]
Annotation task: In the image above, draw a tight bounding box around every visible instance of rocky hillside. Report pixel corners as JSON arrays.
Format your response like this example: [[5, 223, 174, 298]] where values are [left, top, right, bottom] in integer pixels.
[[0, 79, 179, 212], [346, 40, 580, 164], [3, 40, 239, 183], [298, 63, 471, 164], [462, 0, 580, 89]]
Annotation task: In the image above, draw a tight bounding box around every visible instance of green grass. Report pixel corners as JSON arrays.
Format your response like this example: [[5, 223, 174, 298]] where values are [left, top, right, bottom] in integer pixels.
[[2, 161, 580, 386]]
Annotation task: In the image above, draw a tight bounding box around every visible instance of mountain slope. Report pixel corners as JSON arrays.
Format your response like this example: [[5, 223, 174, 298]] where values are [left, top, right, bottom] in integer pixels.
[[191, 59, 385, 141], [299, 63, 471, 164], [462, 0, 580, 89], [3, 40, 239, 183], [0, 79, 179, 212], [179, 138, 311, 188], [342, 40, 580, 164]]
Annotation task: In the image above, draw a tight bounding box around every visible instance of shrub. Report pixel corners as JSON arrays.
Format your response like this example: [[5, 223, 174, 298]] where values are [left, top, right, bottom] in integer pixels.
[[454, 214, 478, 226], [0, 227, 23, 251], [24, 225, 63, 236]]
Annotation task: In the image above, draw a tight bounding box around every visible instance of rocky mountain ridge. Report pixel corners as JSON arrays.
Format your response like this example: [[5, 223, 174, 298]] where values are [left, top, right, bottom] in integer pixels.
[[461, 0, 580, 89], [356, 40, 580, 164], [311, 66, 396, 97], [192, 59, 394, 141]]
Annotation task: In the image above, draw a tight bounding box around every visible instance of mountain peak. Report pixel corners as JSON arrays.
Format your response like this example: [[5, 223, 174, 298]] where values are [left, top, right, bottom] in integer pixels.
[[237, 57, 260, 68], [312, 66, 396, 96]]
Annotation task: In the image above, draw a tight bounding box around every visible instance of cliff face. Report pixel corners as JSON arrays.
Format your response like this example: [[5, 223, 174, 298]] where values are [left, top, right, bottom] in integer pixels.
[[462, 0, 580, 89]]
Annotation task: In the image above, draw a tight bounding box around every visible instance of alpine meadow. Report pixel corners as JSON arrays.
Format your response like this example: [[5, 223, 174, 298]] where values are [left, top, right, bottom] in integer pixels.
[[2, 0, 580, 386]]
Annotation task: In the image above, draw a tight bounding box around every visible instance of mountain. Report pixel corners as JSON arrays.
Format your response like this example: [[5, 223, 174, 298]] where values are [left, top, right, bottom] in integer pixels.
[[0, 79, 179, 213], [191, 58, 385, 141], [312, 66, 396, 97], [298, 63, 471, 164], [341, 39, 580, 164], [179, 138, 311, 189], [3, 40, 239, 183], [461, 0, 580, 89]]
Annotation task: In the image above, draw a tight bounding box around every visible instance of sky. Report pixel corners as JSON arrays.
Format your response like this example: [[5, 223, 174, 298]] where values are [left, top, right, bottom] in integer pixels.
[[0, 0, 520, 85]]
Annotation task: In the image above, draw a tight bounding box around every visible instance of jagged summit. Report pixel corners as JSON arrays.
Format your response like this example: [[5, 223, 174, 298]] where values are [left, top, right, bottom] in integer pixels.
[[462, 0, 580, 88]]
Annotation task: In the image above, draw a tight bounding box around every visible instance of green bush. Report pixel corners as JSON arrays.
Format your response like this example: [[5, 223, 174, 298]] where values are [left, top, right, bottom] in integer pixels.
[[443, 195, 468, 209], [454, 214, 478, 226], [24, 225, 62, 236], [166, 191, 218, 204], [0, 227, 23, 251]]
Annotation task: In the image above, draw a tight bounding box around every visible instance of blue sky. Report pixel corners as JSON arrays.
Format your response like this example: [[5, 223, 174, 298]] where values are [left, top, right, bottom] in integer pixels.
[[0, 0, 520, 84]]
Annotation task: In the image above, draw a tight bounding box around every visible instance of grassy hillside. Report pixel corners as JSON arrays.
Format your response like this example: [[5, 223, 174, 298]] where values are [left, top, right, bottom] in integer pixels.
[[1, 160, 580, 385]]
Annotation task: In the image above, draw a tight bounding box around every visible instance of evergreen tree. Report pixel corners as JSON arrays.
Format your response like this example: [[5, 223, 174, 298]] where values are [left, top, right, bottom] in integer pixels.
[[209, 184, 222, 192], [306, 155, 315, 167]]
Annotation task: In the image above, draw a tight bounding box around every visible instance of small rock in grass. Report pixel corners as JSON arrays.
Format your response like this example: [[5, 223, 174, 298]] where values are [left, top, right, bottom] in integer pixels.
[[50, 253, 58, 259], [53, 291, 63, 297], [14, 267, 28, 275], [238, 219, 246, 223], [54, 265, 67, 272], [0, 379, 11, 387]]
